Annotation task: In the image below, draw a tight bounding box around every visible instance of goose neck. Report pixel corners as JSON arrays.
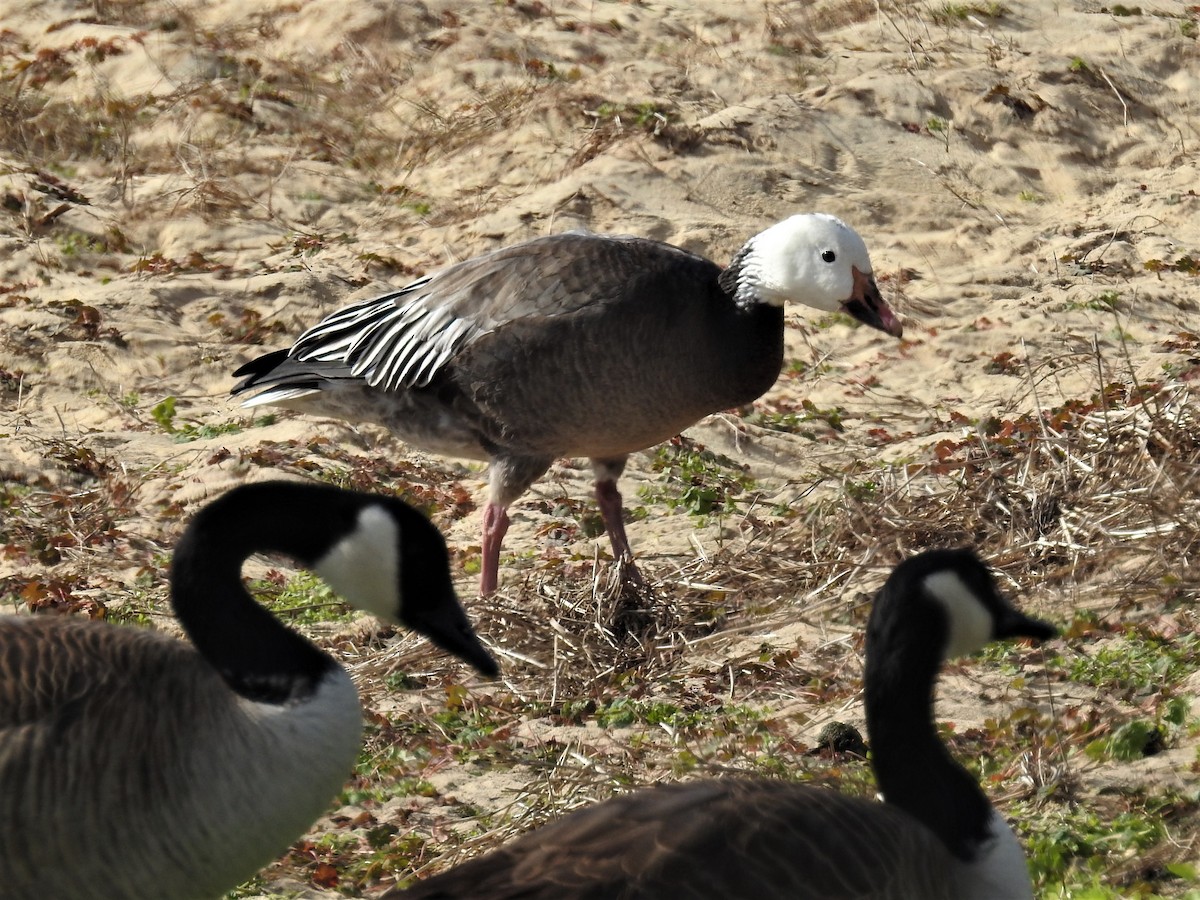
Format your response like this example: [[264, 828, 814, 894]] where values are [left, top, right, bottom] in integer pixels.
[[865, 641, 994, 862], [717, 242, 768, 309], [168, 484, 358, 704]]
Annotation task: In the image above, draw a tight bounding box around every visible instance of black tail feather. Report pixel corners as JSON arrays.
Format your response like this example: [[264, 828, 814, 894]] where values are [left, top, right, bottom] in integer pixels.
[[231, 349, 291, 396]]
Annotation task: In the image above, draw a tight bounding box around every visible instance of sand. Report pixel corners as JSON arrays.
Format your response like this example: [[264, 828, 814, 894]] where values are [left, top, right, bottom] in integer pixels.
[[2, 0, 1199, 896]]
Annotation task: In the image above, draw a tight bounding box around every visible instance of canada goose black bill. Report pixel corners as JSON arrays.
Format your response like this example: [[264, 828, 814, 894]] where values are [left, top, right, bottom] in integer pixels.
[[0, 480, 497, 900], [232, 215, 904, 596], [390, 547, 1054, 900]]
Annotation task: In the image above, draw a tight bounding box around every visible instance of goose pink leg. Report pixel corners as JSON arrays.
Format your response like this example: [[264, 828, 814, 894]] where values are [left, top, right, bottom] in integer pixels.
[[595, 479, 633, 563], [593, 456, 643, 584], [480, 455, 553, 596], [480, 502, 510, 597]]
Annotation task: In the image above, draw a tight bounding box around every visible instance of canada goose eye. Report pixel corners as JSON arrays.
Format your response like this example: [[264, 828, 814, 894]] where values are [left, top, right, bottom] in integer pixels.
[[821, 249, 836, 263]]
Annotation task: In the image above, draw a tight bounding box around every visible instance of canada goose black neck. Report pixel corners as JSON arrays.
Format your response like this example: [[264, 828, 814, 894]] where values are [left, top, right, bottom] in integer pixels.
[[170, 482, 377, 704], [865, 549, 1022, 861], [866, 618, 992, 860]]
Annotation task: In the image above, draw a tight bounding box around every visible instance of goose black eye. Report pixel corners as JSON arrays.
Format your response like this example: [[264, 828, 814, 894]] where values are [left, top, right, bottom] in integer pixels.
[[821, 250, 836, 263]]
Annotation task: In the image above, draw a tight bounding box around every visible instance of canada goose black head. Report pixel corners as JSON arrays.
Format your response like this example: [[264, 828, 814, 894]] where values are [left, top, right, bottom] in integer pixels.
[[869, 546, 1056, 671], [304, 490, 500, 678]]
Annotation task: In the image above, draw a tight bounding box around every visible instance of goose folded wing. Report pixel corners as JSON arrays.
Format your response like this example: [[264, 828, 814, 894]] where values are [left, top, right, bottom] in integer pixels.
[[281, 233, 717, 393], [0, 618, 181, 730]]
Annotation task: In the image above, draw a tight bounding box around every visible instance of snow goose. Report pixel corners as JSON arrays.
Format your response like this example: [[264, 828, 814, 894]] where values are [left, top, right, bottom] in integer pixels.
[[0, 480, 497, 900], [232, 216, 904, 595], [391, 547, 1054, 900]]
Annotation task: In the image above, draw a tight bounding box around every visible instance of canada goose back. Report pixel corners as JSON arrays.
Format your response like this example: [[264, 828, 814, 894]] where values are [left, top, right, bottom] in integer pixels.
[[400, 779, 962, 900]]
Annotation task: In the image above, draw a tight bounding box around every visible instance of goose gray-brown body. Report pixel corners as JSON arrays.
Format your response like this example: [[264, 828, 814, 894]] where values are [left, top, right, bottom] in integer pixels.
[[391, 548, 1055, 900], [232, 217, 904, 595], [0, 480, 497, 900]]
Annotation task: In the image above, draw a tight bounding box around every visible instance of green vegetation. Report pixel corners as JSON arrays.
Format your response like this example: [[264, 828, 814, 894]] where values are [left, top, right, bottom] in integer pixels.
[[1070, 290, 1122, 312], [1064, 632, 1200, 699], [1023, 803, 1167, 890], [744, 400, 848, 436], [640, 442, 755, 516], [249, 570, 355, 625], [150, 396, 276, 442]]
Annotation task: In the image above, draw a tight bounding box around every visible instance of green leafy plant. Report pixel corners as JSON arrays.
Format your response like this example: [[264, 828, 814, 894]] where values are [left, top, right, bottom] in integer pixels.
[[151, 396, 274, 442], [250, 570, 355, 625], [1065, 632, 1200, 699], [640, 441, 755, 516]]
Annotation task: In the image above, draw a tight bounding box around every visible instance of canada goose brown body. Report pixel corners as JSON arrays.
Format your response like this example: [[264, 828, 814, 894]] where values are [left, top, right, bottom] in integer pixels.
[[232, 218, 903, 595], [0, 480, 496, 900], [400, 779, 962, 899], [393, 548, 1054, 900]]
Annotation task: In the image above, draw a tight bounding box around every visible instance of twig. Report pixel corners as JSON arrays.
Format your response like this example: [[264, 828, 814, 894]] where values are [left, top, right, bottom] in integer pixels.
[[1096, 67, 1130, 132]]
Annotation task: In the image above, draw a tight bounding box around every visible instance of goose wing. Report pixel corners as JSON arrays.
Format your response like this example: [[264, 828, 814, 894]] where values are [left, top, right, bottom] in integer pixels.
[[0, 617, 190, 731], [235, 232, 718, 396], [0, 618, 116, 730], [400, 779, 958, 900]]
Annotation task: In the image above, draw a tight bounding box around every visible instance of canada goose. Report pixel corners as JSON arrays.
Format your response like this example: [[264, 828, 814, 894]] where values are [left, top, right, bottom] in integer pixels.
[[231, 216, 904, 595], [391, 547, 1055, 900], [0, 480, 498, 900]]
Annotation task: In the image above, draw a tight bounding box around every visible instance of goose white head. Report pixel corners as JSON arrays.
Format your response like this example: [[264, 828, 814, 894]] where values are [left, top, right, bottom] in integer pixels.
[[735, 214, 904, 338]]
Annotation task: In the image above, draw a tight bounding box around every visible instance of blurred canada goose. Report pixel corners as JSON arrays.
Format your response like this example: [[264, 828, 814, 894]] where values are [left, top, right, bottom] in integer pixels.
[[392, 547, 1055, 900], [0, 480, 498, 900], [231, 216, 904, 595]]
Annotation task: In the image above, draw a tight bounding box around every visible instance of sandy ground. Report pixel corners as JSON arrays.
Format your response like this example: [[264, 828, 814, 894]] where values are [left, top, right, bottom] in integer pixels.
[[2, 1, 1200, 897]]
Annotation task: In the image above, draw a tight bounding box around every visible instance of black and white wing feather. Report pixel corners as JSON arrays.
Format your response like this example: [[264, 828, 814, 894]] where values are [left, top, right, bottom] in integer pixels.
[[232, 231, 718, 404], [289, 280, 484, 392]]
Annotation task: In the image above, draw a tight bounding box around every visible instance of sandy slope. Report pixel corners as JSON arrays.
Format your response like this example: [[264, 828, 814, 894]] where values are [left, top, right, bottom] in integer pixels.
[[3, 1, 1200, 896]]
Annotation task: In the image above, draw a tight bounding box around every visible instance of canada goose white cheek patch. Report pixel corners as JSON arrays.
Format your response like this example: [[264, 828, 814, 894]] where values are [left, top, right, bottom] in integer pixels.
[[923, 571, 992, 660], [313, 506, 401, 622]]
